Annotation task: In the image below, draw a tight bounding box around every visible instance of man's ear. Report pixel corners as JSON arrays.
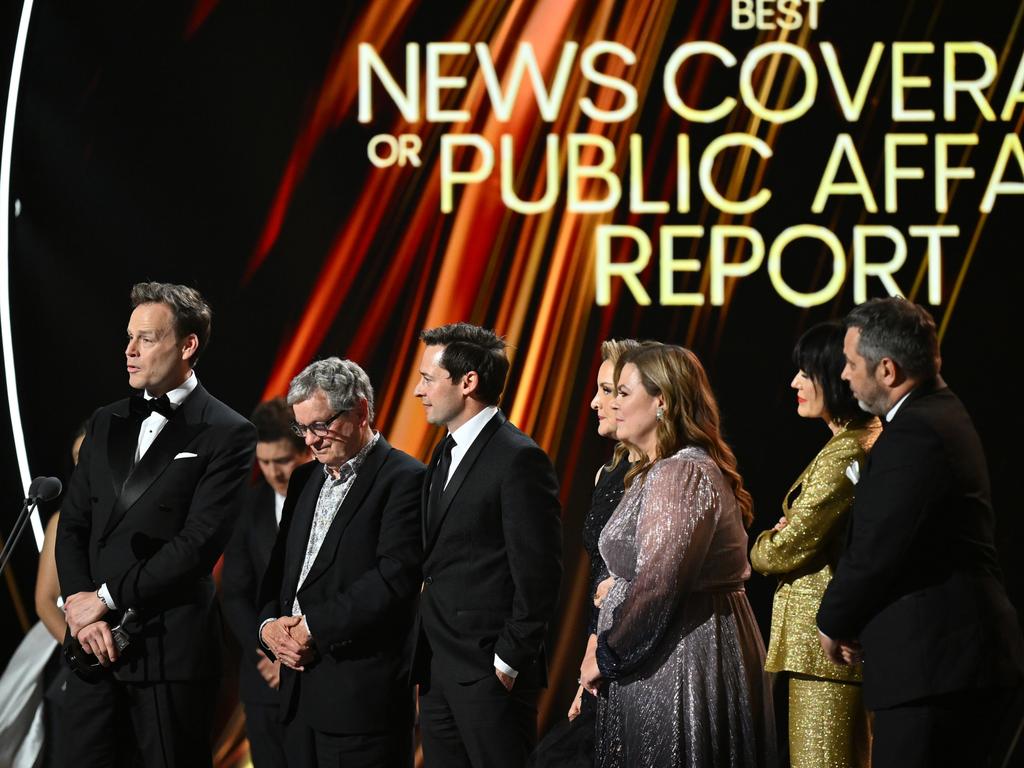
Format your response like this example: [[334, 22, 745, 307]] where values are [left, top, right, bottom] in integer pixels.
[[877, 357, 899, 386], [356, 398, 370, 427], [180, 333, 199, 363], [461, 371, 480, 397]]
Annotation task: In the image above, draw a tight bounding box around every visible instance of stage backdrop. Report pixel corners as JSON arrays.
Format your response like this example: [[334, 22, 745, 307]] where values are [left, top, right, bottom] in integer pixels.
[[1, 1, 1021, 765]]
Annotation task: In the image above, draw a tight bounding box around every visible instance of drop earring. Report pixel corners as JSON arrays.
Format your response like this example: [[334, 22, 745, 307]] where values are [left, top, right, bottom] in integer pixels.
[[656, 406, 664, 422]]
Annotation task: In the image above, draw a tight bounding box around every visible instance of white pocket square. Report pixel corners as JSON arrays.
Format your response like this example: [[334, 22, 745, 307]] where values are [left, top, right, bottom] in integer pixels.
[[174, 452, 198, 460], [845, 459, 860, 485]]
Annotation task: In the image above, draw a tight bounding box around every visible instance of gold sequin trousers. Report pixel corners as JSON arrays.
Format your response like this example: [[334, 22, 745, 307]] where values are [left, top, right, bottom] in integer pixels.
[[788, 673, 871, 768]]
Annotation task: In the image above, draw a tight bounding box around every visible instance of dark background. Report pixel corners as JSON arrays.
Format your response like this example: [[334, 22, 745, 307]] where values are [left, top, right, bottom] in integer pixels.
[[1, 0, 1021, 734]]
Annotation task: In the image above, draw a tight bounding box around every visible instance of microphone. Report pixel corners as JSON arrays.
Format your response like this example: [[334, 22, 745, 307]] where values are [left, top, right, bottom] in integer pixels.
[[0, 475, 64, 576], [28, 476, 62, 502]]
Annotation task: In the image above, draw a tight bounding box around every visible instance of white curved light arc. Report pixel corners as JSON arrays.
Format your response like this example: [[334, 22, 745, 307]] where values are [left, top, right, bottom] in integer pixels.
[[1, 0, 43, 551]]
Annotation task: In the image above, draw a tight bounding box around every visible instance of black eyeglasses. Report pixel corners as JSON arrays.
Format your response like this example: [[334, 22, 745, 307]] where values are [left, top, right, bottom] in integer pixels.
[[290, 408, 348, 438]]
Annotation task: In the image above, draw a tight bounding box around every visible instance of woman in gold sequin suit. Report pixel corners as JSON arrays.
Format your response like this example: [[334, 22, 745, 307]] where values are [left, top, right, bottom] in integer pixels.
[[580, 344, 776, 768], [751, 321, 881, 768]]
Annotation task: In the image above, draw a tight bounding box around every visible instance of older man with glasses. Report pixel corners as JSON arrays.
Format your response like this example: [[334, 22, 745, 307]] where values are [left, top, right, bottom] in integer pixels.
[[256, 357, 425, 768]]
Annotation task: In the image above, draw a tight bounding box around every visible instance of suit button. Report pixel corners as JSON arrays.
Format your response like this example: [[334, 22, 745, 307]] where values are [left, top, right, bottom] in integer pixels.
[[424, 576, 433, 585]]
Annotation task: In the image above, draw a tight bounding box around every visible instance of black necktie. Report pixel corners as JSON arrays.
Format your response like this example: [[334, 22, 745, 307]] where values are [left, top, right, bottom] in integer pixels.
[[428, 435, 455, 529], [130, 394, 174, 420]]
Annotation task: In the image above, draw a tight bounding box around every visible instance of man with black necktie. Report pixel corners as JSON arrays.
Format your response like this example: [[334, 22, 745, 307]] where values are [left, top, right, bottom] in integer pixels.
[[56, 282, 256, 767], [817, 297, 1024, 768], [257, 357, 424, 768], [222, 398, 310, 768], [411, 322, 562, 768]]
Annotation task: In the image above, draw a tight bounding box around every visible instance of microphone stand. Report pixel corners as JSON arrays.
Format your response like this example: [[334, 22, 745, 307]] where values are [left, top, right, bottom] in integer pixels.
[[0, 495, 39, 576]]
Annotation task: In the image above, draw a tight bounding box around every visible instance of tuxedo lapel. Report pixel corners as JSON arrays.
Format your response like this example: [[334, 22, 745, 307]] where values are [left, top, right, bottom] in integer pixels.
[[283, 468, 327, 603], [425, 412, 505, 552], [106, 401, 138, 497], [101, 386, 209, 540], [859, 379, 945, 487], [298, 437, 391, 593], [422, 438, 445, 548]]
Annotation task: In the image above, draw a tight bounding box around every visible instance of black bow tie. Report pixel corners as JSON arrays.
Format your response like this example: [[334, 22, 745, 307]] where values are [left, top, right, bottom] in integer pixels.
[[130, 394, 174, 420]]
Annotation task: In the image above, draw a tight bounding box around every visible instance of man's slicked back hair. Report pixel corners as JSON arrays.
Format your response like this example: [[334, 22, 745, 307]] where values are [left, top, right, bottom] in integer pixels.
[[845, 297, 940, 381], [420, 322, 510, 405], [130, 282, 212, 367]]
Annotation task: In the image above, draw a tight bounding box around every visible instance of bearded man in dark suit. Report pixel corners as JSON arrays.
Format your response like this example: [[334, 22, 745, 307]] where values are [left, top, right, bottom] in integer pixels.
[[817, 297, 1024, 768], [257, 357, 424, 768], [57, 281, 256, 767], [411, 322, 562, 768], [222, 398, 310, 768]]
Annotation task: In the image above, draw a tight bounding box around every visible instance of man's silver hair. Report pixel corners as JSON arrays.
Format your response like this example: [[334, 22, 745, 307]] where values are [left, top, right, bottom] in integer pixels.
[[286, 357, 375, 421]]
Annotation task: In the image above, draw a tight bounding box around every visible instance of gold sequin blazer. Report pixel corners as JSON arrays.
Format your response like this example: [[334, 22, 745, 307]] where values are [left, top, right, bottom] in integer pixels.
[[750, 419, 880, 682]]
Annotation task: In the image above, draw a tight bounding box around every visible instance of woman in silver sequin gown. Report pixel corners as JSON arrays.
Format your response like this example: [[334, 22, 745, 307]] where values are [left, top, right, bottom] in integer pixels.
[[581, 343, 776, 768]]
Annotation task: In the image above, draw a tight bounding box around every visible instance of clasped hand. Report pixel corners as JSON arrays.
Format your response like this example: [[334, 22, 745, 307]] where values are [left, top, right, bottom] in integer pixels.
[[817, 630, 864, 666], [579, 635, 602, 696], [261, 615, 316, 671], [593, 576, 615, 608], [64, 591, 108, 637], [571, 633, 601, 715], [64, 592, 120, 667]]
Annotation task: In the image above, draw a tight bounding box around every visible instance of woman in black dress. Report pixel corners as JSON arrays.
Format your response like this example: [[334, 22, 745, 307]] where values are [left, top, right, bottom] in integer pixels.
[[528, 338, 639, 767]]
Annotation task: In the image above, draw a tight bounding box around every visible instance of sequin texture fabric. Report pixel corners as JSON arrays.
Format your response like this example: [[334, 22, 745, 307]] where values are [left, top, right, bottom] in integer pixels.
[[584, 460, 631, 635], [595, 447, 776, 768], [788, 674, 870, 768], [749, 419, 879, 682], [749, 419, 879, 767], [578, 459, 630, 721]]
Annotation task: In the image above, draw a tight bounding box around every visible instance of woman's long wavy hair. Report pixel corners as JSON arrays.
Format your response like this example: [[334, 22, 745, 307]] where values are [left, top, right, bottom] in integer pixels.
[[600, 338, 641, 470], [615, 344, 754, 527]]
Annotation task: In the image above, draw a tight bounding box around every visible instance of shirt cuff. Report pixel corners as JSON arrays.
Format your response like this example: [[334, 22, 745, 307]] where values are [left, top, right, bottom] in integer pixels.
[[98, 583, 117, 610], [493, 654, 518, 678], [258, 618, 275, 651]]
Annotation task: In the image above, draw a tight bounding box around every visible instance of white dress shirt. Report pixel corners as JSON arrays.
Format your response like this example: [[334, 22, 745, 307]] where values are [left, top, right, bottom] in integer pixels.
[[274, 492, 286, 527], [135, 372, 198, 463], [100, 373, 198, 610], [886, 390, 912, 423], [444, 405, 499, 487], [443, 405, 518, 678]]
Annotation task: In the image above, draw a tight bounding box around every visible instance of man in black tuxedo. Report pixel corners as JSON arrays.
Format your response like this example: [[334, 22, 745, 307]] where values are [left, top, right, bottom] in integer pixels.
[[222, 398, 310, 768], [817, 297, 1024, 768], [257, 357, 424, 768], [411, 322, 562, 768], [56, 281, 256, 767]]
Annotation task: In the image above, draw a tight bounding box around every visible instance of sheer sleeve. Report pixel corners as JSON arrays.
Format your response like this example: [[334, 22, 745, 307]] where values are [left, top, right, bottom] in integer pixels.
[[596, 457, 719, 678], [588, 555, 610, 636]]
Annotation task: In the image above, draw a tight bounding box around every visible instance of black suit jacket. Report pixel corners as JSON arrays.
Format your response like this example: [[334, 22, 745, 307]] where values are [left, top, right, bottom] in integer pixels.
[[818, 379, 1024, 709], [412, 411, 562, 688], [257, 435, 425, 733], [222, 481, 281, 705], [56, 382, 256, 682]]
